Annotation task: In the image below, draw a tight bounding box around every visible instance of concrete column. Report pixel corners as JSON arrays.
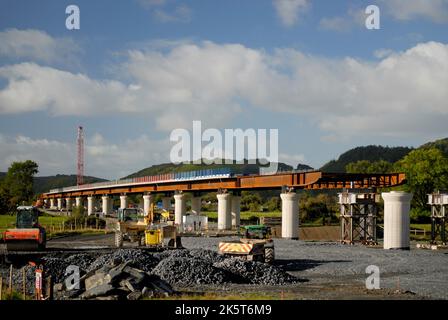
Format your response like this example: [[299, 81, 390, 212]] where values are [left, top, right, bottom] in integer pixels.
[[75, 197, 82, 208], [50, 198, 56, 209], [102, 196, 112, 216], [66, 198, 72, 211], [57, 198, 63, 211], [87, 196, 95, 216], [44, 199, 48, 207], [143, 194, 153, 216], [382, 191, 413, 250], [191, 197, 202, 215], [120, 195, 128, 209], [217, 193, 232, 230], [281, 192, 299, 240], [162, 197, 171, 211], [231, 196, 241, 228], [174, 193, 186, 231]]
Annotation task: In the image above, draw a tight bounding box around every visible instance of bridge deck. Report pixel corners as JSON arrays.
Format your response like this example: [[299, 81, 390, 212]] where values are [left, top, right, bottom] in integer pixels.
[[40, 171, 406, 198]]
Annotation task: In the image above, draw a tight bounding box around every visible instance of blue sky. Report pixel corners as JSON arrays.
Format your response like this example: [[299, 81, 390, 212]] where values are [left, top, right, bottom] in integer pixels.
[[0, 0, 447, 179]]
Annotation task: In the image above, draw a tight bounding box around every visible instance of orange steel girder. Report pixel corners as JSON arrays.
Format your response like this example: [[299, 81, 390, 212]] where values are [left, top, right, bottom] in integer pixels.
[[40, 171, 406, 199]]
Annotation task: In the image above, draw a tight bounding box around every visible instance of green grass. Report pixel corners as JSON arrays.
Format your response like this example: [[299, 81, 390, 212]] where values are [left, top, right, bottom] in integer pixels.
[[0, 214, 68, 233], [203, 211, 281, 221]]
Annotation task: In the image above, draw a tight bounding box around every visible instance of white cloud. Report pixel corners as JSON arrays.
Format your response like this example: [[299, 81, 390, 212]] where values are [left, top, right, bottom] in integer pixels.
[[0, 29, 81, 64], [0, 133, 172, 180], [319, 16, 352, 32], [381, 0, 448, 23], [1, 40, 447, 141], [0, 63, 133, 115], [273, 0, 309, 27], [137, 0, 192, 23], [154, 5, 192, 23]]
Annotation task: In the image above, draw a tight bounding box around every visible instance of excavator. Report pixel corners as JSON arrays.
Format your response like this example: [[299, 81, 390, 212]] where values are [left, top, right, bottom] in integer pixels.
[[3, 206, 47, 251], [115, 204, 182, 249]]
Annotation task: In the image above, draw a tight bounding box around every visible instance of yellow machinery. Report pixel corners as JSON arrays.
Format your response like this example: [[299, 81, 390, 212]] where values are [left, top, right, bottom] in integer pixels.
[[115, 204, 182, 248], [145, 225, 182, 248]]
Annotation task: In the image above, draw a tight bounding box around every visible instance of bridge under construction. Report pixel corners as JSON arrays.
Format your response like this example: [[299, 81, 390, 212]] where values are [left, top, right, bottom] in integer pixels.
[[39, 170, 407, 241]]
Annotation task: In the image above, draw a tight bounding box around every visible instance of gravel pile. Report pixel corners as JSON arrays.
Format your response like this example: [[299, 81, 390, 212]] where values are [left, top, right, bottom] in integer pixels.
[[213, 258, 298, 285], [87, 249, 160, 273], [4, 247, 298, 297], [151, 256, 231, 285]]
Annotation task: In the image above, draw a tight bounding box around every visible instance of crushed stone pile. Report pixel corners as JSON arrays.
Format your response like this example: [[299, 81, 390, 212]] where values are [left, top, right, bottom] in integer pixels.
[[213, 258, 298, 285], [4, 248, 297, 299]]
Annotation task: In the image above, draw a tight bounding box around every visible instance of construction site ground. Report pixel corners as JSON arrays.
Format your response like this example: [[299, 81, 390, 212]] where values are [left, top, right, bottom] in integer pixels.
[[1, 233, 447, 300]]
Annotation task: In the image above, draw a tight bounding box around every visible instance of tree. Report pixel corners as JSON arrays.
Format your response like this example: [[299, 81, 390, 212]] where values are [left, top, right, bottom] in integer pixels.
[[395, 148, 448, 210], [2, 160, 39, 208], [346, 160, 394, 174]]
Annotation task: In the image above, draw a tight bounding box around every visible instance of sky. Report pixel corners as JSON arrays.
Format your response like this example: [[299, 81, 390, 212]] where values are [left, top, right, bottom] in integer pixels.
[[0, 0, 447, 179]]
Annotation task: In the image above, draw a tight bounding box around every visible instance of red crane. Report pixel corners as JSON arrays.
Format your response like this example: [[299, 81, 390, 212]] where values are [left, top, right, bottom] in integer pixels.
[[77, 126, 84, 186]]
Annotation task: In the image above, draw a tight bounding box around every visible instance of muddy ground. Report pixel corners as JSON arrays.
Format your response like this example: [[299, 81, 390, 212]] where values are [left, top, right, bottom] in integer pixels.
[[1, 234, 447, 300]]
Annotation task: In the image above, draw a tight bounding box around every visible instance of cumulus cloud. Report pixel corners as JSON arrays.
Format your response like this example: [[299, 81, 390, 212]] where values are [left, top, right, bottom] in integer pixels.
[[273, 0, 309, 27], [381, 0, 448, 23], [0, 134, 172, 180], [0, 29, 81, 64], [1, 40, 447, 141], [137, 0, 192, 23]]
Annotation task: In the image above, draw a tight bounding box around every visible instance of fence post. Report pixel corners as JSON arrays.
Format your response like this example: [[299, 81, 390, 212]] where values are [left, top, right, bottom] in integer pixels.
[[22, 268, 26, 300], [0, 276, 3, 300], [9, 264, 13, 295]]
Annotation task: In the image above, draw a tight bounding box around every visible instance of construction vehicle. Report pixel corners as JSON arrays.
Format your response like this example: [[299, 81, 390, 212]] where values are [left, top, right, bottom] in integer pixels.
[[218, 225, 275, 264], [115, 205, 182, 249], [3, 206, 47, 251]]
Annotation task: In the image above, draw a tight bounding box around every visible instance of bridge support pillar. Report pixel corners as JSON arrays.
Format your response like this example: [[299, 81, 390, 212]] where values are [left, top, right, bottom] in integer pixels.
[[75, 197, 82, 208], [66, 198, 72, 212], [162, 197, 171, 211], [50, 198, 56, 210], [281, 191, 299, 240], [191, 196, 202, 215], [217, 192, 232, 231], [174, 193, 186, 232], [120, 195, 128, 209], [102, 196, 112, 216], [382, 191, 412, 250], [143, 194, 153, 216], [87, 196, 95, 216], [57, 198, 63, 211], [231, 194, 241, 229]]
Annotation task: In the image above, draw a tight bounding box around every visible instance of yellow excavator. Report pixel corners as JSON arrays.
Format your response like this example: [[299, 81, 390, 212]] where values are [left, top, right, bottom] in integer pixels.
[[115, 204, 182, 249]]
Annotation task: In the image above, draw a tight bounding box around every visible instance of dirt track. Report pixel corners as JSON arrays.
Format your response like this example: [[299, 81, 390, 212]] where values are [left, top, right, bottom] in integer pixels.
[[2, 234, 447, 299]]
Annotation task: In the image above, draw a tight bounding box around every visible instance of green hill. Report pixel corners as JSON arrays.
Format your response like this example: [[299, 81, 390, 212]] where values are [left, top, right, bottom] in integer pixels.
[[419, 138, 448, 157], [33, 175, 107, 194], [123, 160, 296, 179], [320, 145, 414, 173]]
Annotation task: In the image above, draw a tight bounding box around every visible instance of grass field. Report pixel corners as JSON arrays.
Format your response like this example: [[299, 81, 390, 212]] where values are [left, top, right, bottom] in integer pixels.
[[0, 214, 67, 233]]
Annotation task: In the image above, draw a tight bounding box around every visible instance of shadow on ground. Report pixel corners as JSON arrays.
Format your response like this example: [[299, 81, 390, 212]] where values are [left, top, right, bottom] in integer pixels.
[[274, 259, 351, 272]]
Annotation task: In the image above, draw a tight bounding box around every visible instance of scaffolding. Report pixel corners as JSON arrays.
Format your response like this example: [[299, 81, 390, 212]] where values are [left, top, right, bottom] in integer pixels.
[[428, 192, 448, 245], [339, 191, 378, 245]]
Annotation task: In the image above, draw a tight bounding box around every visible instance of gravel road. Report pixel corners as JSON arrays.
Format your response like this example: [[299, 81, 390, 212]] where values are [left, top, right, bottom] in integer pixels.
[[181, 237, 448, 299], [2, 234, 447, 299]]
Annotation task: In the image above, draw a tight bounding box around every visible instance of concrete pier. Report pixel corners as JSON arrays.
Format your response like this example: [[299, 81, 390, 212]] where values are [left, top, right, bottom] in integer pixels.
[[231, 195, 241, 228], [382, 191, 413, 250], [217, 193, 232, 230], [281, 192, 299, 240], [120, 195, 128, 210], [143, 194, 153, 216], [174, 193, 186, 231]]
